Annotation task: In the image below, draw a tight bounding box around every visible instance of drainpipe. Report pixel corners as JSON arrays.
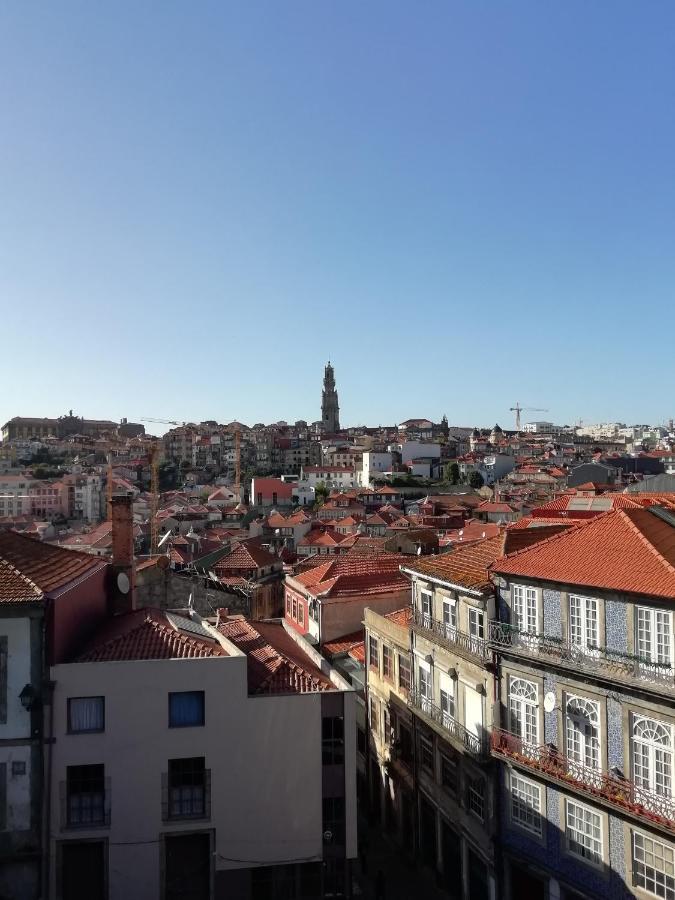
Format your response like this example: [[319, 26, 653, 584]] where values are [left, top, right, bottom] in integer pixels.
[[40, 609, 55, 900]]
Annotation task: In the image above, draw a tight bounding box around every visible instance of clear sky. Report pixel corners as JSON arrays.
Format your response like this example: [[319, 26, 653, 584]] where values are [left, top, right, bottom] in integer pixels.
[[1, 2, 674, 433]]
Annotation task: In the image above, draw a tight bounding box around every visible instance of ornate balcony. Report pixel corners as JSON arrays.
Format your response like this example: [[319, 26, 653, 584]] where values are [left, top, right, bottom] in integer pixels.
[[492, 728, 675, 835], [412, 607, 491, 662], [409, 688, 485, 759], [488, 621, 675, 694]]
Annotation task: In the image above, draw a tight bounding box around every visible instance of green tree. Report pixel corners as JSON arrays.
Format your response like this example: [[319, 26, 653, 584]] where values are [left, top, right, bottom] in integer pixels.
[[314, 481, 329, 505], [468, 471, 484, 490], [445, 462, 460, 485]]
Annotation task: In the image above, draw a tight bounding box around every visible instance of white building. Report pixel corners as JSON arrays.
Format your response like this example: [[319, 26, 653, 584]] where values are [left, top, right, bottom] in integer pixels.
[[358, 452, 392, 487], [300, 465, 356, 490], [388, 441, 441, 465], [522, 421, 555, 433], [48, 609, 357, 900]]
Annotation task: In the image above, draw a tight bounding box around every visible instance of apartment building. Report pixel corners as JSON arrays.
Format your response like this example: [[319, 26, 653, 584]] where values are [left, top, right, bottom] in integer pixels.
[[490, 506, 675, 900], [49, 609, 357, 900], [396, 538, 505, 900]]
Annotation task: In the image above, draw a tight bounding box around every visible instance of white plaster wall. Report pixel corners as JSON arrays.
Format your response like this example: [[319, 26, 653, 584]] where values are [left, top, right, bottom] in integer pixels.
[[0, 617, 32, 740], [50, 654, 328, 900]]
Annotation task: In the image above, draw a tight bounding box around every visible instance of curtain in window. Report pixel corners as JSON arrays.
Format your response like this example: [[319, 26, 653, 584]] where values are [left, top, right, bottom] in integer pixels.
[[69, 697, 103, 732], [169, 692, 203, 727]]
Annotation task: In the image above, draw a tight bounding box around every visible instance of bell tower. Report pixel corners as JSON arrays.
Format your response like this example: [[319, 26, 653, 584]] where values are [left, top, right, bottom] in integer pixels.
[[321, 361, 340, 433]]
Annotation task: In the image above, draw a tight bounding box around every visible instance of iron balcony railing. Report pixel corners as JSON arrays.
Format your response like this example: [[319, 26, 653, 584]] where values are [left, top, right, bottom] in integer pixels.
[[488, 621, 675, 689], [491, 728, 675, 834], [412, 607, 491, 661], [409, 688, 485, 759]]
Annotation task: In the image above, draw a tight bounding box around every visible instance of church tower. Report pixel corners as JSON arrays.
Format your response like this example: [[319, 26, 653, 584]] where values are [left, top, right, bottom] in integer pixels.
[[321, 361, 340, 433]]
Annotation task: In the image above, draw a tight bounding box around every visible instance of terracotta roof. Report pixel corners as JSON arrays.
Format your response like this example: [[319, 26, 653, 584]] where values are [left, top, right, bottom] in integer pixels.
[[322, 629, 365, 659], [402, 535, 507, 592], [493, 507, 675, 599], [293, 552, 409, 599], [77, 609, 226, 661], [0, 531, 104, 597], [218, 617, 333, 694], [348, 642, 365, 664], [0, 559, 43, 603], [214, 540, 278, 571], [384, 607, 412, 628]]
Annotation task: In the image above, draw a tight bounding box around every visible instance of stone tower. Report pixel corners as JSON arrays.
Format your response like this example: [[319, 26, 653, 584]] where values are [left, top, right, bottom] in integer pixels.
[[321, 361, 340, 433]]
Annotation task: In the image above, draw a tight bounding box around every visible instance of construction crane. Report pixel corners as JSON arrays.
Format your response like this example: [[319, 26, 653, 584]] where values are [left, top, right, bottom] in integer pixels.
[[141, 417, 187, 427], [510, 403, 549, 432], [148, 442, 161, 555]]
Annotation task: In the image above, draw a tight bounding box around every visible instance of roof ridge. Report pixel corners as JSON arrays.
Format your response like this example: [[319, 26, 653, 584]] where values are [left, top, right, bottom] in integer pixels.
[[493, 513, 598, 567], [619, 507, 675, 580], [3, 558, 42, 597]]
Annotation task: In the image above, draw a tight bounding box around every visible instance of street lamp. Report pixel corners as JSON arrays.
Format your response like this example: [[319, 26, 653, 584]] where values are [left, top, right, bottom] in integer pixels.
[[19, 683, 37, 711]]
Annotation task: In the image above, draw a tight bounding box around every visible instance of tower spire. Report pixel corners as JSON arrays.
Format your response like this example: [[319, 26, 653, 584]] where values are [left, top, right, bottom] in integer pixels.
[[321, 361, 340, 433]]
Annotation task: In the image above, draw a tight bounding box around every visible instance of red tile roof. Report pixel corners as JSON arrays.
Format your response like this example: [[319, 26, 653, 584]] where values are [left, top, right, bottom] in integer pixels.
[[293, 552, 409, 599], [0, 531, 105, 598], [384, 607, 412, 628], [214, 540, 279, 571], [493, 508, 675, 599], [77, 609, 226, 661], [0, 559, 43, 603], [218, 617, 333, 694], [322, 629, 365, 659], [401, 535, 506, 592]]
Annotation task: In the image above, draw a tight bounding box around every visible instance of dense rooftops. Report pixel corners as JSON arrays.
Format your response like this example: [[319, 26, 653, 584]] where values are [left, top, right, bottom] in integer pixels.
[[0, 531, 105, 600]]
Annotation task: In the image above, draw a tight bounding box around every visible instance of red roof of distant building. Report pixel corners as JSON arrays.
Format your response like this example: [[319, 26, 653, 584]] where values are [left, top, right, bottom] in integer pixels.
[[293, 552, 409, 599], [214, 540, 279, 571], [385, 607, 412, 628], [77, 609, 225, 661], [218, 617, 333, 694], [322, 629, 365, 659]]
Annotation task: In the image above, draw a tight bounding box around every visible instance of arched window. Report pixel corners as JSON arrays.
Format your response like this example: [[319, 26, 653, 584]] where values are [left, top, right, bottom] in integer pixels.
[[565, 696, 600, 772], [509, 678, 538, 745], [633, 717, 673, 799]]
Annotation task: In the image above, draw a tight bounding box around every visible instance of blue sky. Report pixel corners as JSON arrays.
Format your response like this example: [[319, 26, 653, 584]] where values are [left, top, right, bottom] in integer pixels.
[[1, 2, 674, 433]]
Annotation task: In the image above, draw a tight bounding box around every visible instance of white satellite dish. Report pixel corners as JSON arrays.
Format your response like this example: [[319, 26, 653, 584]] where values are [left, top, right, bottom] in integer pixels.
[[543, 691, 556, 713], [117, 572, 130, 595]]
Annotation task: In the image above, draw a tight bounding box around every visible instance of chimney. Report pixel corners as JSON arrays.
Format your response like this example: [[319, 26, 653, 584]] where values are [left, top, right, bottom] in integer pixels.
[[109, 493, 136, 614]]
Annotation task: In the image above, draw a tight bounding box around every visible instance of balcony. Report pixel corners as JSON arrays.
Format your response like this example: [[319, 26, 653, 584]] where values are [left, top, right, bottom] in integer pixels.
[[409, 688, 485, 759], [491, 728, 675, 836], [412, 607, 491, 662], [488, 621, 675, 694]]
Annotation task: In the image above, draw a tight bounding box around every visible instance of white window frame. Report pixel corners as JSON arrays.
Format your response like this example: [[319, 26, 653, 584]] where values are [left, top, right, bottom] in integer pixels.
[[420, 588, 433, 621], [512, 584, 537, 634], [565, 799, 603, 866], [439, 671, 455, 725], [417, 658, 432, 714], [636, 607, 673, 669], [633, 830, 675, 900], [632, 715, 674, 801], [510, 772, 542, 836], [569, 594, 599, 653], [469, 607, 485, 640], [565, 694, 601, 775], [442, 597, 456, 635], [508, 677, 539, 745]]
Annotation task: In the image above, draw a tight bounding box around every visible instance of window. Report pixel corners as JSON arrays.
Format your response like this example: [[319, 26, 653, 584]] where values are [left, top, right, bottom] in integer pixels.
[[298, 602, 304, 627], [467, 777, 485, 820], [369, 696, 379, 735], [512, 585, 537, 633], [420, 735, 434, 772], [382, 645, 393, 680], [369, 636, 379, 670], [637, 607, 673, 668], [322, 796, 345, 845], [383, 707, 391, 743], [168, 691, 205, 728], [167, 757, 207, 819], [399, 723, 413, 765], [565, 695, 600, 773], [398, 654, 411, 693], [292, 597, 298, 620], [510, 772, 542, 835], [420, 589, 432, 620], [565, 800, 602, 864], [633, 831, 675, 900], [66, 764, 106, 827], [442, 599, 456, 634], [68, 697, 104, 733], [418, 663, 432, 706], [286, 595, 291, 615], [441, 752, 458, 794], [440, 673, 455, 724], [569, 595, 599, 652], [633, 716, 673, 800], [469, 608, 484, 640], [322, 716, 344, 765], [509, 677, 538, 745]]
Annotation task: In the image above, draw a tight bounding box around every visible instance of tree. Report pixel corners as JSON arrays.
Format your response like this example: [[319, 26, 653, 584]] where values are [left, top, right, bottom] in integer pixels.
[[468, 471, 484, 490], [444, 462, 460, 485], [314, 481, 329, 505]]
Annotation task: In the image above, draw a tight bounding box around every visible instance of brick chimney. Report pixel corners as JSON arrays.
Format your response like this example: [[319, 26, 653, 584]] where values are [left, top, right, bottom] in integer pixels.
[[109, 493, 136, 614]]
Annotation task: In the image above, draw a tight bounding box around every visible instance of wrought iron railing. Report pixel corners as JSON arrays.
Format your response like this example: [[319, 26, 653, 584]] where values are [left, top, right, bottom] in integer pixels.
[[488, 621, 675, 688], [412, 607, 490, 660], [409, 688, 484, 758], [491, 728, 675, 832]]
